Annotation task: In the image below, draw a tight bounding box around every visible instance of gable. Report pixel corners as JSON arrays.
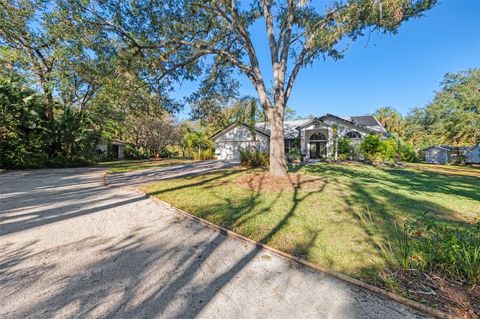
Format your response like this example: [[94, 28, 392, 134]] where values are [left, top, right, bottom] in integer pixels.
[[212, 123, 269, 142]]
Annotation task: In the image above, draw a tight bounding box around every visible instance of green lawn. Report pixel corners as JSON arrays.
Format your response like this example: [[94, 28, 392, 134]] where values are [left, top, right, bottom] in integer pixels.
[[143, 162, 480, 282], [97, 157, 193, 174]]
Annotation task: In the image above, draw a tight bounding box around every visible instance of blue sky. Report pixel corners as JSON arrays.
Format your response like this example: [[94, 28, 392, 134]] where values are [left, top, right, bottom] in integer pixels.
[[174, 0, 480, 119]]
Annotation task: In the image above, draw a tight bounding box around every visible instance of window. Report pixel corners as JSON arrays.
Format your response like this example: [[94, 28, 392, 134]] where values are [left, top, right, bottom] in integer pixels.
[[309, 132, 326, 141], [346, 131, 361, 139]]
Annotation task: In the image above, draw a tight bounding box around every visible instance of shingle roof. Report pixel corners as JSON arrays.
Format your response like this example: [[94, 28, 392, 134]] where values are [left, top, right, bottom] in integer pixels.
[[255, 119, 310, 139]]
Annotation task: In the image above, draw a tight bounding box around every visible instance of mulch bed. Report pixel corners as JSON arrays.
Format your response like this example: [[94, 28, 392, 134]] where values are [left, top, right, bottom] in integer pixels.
[[388, 269, 480, 318], [235, 172, 324, 192]]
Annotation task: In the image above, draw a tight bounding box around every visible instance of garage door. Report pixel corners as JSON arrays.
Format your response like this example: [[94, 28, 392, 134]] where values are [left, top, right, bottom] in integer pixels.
[[215, 141, 254, 160]]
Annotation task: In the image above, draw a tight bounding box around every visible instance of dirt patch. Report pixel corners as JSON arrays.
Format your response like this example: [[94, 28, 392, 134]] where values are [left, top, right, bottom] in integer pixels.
[[388, 269, 480, 318], [235, 172, 324, 192]]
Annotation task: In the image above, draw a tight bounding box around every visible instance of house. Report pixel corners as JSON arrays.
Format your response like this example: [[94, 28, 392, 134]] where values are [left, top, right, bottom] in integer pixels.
[[96, 139, 125, 159], [211, 114, 387, 160], [422, 145, 476, 164]]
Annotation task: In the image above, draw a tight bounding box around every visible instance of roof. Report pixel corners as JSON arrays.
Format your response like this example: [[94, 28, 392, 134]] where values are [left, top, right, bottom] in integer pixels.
[[421, 145, 472, 152], [210, 122, 270, 140], [255, 119, 310, 139], [211, 113, 388, 141]]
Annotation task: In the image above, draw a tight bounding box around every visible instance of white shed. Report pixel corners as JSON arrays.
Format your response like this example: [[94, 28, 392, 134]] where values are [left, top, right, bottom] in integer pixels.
[[422, 146, 450, 164], [466, 145, 480, 164]]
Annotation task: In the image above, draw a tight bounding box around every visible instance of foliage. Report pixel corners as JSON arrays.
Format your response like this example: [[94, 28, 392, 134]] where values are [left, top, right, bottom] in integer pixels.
[[360, 134, 382, 161], [182, 130, 214, 159], [375, 107, 405, 137], [337, 137, 354, 160], [408, 216, 480, 285], [239, 150, 269, 167], [193, 149, 215, 161], [376, 69, 480, 152], [124, 114, 180, 158], [287, 147, 301, 162], [0, 74, 100, 168], [360, 134, 417, 163]]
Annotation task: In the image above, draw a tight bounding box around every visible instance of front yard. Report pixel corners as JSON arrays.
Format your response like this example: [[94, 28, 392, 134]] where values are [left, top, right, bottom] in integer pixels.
[[143, 162, 479, 313]]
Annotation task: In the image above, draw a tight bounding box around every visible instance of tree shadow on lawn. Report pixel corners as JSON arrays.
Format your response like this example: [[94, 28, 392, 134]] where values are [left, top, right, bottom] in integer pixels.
[[6, 176, 332, 319], [296, 164, 480, 201]]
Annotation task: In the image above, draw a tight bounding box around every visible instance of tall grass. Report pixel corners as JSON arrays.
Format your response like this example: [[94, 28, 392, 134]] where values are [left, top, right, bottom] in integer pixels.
[[357, 209, 480, 285]]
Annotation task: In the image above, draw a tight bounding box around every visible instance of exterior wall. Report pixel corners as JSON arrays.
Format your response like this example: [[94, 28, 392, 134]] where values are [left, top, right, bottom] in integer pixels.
[[95, 142, 125, 159], [118, 145, 125, 159], [424, 148, 449, 164], [466, 146, 480, 164], [214, 125, 269, 160], [96, 143, 108, 153], [300, 120, 368, 159]]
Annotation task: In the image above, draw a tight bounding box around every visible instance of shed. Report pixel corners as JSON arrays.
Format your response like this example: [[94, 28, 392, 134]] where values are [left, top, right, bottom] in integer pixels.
[[422, 146, 450, 164], [96, 139, 125, 159], [466, 144, 480, 164]]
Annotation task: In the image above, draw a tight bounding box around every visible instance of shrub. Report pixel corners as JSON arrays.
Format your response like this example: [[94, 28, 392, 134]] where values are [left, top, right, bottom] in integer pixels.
[[239, 149, 269, 167], [399, 143, 416, 162], [379, 138, 400, 163], [360, 134, 382, 161], [287, 147, 301, 162], [338, 137, 354, 160], [193, 148, 215, 160]]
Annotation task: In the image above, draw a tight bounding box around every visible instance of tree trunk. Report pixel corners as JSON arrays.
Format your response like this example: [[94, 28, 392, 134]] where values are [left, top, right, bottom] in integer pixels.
[[267, 108, 288, 177]]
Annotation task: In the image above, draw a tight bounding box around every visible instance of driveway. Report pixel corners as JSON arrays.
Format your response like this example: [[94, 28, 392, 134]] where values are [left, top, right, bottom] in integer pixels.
[[106, 160, 238, 187], [0, 167, 430, 318]]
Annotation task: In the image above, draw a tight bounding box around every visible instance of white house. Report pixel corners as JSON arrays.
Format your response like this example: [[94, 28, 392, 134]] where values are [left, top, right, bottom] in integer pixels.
[[211, 114, 387, 160]]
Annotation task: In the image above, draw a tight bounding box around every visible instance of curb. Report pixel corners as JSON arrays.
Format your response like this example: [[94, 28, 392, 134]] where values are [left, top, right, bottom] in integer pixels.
[[103, 172, 455, 319]]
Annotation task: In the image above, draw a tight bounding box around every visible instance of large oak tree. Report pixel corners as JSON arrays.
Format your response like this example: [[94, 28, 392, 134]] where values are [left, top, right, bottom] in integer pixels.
[[173, 0, 436, 175]]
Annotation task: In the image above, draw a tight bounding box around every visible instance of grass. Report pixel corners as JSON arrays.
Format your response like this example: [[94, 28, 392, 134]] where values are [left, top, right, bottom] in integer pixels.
[[143, 162, 480, 283], [97, 157, 194, 174]]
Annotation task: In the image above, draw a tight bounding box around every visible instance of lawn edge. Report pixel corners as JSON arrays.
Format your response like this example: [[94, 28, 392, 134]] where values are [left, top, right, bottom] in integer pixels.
[[102, 173, 455, 319]]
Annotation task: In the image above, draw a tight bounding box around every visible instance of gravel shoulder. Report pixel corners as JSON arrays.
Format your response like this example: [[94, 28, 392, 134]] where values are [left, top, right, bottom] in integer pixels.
[[0, 167, 431, 318]]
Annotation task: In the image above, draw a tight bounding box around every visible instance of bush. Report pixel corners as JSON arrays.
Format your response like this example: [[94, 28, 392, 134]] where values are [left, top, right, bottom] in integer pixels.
[[287, 147, 301, 162], [360, 134, 382, 161], [239, 149, 269, 167], [193, 148, 215, 160], [338, 137, 354, 160], [399, 143, 416, 162]]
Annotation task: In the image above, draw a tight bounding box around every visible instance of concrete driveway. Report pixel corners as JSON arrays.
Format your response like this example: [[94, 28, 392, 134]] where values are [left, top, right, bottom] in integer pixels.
[[106, 160, 238, 187], [0, 166, 430, 318]]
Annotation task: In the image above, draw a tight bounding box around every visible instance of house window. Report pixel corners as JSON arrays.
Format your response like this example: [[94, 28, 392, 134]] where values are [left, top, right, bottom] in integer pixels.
[[346, 131, 361, 139], [309, 132, 326, 141]]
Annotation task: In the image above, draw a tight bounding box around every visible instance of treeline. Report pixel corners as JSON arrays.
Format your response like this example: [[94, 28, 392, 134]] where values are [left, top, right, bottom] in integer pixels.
[[374, 69, 480, 151]]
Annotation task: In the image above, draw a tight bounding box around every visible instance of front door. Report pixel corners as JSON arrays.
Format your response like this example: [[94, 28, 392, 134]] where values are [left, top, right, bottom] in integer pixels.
[[309, 142, 326, 159]]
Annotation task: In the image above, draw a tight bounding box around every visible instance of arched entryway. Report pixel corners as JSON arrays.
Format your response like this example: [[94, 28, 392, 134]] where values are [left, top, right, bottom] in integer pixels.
[[309, 132, 327, 159]]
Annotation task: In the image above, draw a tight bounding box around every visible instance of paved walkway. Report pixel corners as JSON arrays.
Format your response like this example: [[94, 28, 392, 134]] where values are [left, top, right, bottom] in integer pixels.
[[0, 166, 430, 318]]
